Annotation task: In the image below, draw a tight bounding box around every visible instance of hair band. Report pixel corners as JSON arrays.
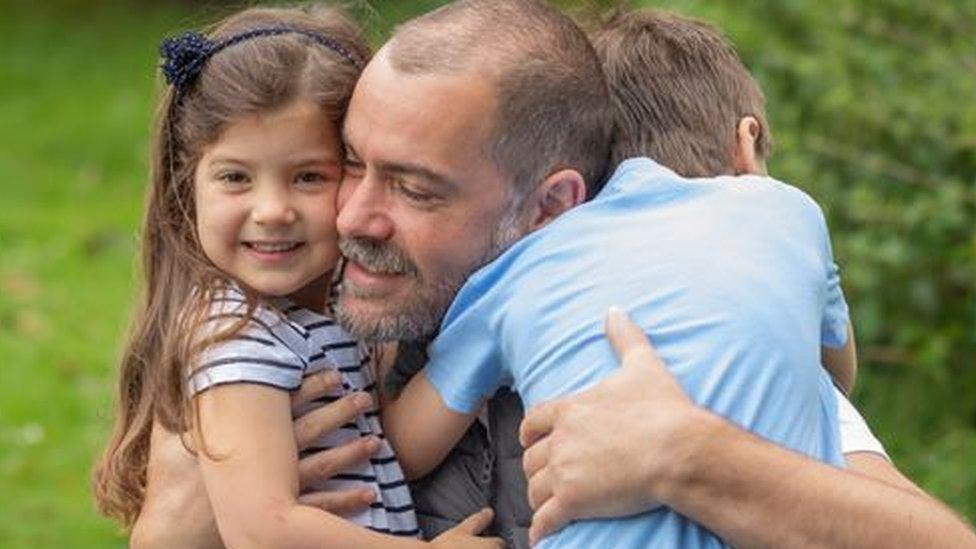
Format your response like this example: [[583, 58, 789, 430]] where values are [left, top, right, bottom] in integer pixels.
[[160, 26, 363, 96]]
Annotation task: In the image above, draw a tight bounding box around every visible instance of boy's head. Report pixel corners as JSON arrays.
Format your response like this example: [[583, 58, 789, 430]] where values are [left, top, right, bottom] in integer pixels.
[[593, 9, 772, 177]]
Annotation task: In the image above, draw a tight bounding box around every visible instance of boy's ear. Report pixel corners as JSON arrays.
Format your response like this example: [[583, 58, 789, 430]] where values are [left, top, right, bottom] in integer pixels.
[[733, 116, 765, 175], [525, 169, 586, 231]]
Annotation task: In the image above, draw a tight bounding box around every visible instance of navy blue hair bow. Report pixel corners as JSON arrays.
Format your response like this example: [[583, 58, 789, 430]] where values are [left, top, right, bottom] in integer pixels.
[[160, 31, 214, 93], [159, 27, 362, 96]]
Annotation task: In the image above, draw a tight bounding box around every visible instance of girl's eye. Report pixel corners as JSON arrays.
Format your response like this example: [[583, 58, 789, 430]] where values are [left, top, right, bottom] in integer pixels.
[[295, 171, 327, 185], [217, 171, 249, 185]]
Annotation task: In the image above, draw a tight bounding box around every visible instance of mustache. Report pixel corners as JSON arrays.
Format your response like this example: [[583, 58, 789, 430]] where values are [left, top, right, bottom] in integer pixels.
[[338, 237, 420, 278]]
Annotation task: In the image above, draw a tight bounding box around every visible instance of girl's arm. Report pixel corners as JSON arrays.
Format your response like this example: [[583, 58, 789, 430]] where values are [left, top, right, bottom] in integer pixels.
[[195, 383, 427, 549], [195, 383, 501, 549], [822, 321, 857, 395], [382, 370, 481, 480]]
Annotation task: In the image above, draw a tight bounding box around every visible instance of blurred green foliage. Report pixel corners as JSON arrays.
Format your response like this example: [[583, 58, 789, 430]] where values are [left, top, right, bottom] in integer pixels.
[[0, 0, 972, 546], [649, 0, 976, 515]]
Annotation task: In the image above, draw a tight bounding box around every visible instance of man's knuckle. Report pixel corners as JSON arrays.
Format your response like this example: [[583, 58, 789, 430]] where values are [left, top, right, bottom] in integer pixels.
[[560, 488, 581, 510], [315, 457, 334, 478]]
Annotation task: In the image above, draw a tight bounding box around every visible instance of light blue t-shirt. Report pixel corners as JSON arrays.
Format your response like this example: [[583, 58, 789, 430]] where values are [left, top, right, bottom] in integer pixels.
[[425, 158, 849, 548]]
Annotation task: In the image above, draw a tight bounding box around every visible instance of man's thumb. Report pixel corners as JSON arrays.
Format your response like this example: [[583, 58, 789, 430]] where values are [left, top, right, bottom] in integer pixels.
[[605, 306, 665, 373]]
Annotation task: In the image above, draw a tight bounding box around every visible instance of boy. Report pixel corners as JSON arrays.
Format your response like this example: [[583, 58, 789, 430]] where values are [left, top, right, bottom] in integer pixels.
[[385, 8, 856, 548]]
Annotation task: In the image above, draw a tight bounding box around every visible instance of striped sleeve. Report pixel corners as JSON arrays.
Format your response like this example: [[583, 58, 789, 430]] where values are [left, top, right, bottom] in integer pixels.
[[188, 299, 308, 395]]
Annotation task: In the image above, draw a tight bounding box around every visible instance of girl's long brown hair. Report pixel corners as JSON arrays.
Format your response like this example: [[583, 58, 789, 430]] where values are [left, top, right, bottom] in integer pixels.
[[92, 4, 370, 528]]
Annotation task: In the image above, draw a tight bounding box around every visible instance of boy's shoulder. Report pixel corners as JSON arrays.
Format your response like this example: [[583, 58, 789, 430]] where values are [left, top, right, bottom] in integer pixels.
[[705, 172, 828, 227], [604, 157, 828, 225]]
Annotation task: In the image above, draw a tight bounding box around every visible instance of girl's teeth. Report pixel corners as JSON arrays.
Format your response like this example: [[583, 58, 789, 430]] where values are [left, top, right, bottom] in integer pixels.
[[250, 242, 297, 252]]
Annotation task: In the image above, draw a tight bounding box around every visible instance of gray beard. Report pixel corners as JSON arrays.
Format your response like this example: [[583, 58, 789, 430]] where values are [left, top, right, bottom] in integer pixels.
[[336, 267, 463, 342], [335, 209, 525, 343]]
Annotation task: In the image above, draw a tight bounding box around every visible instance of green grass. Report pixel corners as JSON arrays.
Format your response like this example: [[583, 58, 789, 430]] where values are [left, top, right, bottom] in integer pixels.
[[0, 1, 972, 547]]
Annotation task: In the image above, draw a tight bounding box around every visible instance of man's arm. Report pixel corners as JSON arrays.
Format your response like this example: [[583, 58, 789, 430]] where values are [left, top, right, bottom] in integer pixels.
[[520, 308, 976, 548], [645, 411, 975, 549]]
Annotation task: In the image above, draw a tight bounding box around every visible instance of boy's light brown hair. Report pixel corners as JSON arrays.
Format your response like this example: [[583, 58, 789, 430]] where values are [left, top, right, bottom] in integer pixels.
[[593, 9, 772, 177]]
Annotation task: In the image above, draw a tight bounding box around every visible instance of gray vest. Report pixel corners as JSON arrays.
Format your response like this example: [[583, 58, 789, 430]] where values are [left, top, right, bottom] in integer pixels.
[[387, 344, 531, 549]]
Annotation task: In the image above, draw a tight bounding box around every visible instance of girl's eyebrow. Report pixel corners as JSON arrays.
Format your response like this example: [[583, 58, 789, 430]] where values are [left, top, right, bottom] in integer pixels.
[[288, 151, 343, 166], [204, 152, 342, 169], [205, 156, 252, 168]]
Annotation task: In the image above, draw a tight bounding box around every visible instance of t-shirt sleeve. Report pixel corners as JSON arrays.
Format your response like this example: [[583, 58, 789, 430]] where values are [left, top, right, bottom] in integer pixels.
[[187, 300, 307, 395], [811, 200, 850, 349], [424, 275, 509, 415], [836, 388, 889, 459]]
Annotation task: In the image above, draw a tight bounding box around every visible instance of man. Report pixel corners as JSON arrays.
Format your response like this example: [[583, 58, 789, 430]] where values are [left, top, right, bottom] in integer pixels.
[[132, 1, 976, 547]]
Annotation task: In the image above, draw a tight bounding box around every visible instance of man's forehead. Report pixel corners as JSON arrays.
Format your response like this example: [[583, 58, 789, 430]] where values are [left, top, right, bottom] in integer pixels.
[[344, 56, 497, 158]]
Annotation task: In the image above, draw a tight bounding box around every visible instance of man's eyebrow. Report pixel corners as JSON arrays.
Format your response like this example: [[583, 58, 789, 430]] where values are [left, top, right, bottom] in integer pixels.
[[339, 135, 455, 190]]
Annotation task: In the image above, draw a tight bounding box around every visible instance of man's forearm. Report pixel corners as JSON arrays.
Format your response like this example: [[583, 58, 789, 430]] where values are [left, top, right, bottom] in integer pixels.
[[659, 412, 976, 549]]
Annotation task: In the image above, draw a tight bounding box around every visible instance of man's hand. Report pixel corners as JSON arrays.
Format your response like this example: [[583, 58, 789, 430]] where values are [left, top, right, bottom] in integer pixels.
[[291, 371, 382, 513], [519, 307, 714, 545], [131, 371, 379, 548]]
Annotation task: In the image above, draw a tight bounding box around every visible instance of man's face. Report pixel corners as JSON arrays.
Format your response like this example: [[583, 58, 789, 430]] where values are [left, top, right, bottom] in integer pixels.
[[335, 53, 522, 341]]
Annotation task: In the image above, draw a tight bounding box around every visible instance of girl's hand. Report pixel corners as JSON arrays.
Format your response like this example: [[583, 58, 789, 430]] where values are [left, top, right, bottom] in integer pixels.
[[431, 508, 505, 548]]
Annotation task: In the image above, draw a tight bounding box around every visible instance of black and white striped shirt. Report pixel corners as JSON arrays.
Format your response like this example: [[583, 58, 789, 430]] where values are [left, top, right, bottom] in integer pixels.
[[188, 288, 419, 537]]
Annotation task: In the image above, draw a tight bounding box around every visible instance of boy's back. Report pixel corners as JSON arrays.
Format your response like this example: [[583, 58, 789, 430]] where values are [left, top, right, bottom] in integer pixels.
[[425, 158, 847, 547]]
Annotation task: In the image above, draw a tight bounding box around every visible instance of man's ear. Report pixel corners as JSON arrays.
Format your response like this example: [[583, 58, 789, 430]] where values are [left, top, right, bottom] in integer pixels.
[[525, 169, 586, 231], [733, 116, 765, 175]]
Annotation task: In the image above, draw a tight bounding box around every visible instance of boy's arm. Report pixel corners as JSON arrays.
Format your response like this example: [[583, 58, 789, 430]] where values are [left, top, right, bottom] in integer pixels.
[[382, 370, 481, 480], [822, 321, 858, 394], [194, 383, 426, 549]]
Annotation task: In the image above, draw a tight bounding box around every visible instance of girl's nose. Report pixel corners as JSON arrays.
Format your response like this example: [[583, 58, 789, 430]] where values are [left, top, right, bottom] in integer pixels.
[[252, 185, 297, 226]]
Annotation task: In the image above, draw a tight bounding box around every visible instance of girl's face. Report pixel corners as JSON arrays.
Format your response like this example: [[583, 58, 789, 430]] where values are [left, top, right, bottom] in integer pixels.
[[194, 100, 343, 310]]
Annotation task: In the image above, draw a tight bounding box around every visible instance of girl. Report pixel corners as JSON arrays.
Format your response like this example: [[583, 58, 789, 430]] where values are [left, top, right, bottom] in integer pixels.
[[92, 5, 500, 548]]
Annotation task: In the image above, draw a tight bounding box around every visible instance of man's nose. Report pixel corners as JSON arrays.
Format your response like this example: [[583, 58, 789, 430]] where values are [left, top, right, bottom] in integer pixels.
[[252, 184, 297, 226], [336, 174, 394, 241]]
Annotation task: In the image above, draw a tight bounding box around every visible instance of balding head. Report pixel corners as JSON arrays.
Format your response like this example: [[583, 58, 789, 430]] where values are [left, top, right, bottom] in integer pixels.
[[384, 0, 613, 200]]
